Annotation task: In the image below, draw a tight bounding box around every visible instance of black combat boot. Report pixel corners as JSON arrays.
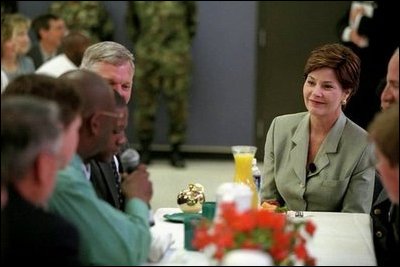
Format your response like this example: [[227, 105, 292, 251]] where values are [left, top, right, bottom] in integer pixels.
[[140, 140, 152, 165], [170, 143, 185, 168]]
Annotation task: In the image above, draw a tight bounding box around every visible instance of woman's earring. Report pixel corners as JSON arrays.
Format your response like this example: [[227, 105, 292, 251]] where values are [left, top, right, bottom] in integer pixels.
[[341, 99, 347, 105]]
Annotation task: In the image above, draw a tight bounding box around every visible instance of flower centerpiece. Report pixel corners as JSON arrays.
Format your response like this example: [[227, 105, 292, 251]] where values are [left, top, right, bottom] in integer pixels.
[[192, 202, 316, 266]]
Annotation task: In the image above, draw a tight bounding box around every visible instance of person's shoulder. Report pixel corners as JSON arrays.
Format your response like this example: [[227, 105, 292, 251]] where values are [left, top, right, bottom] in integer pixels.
[[344, 116, 369, 137], [57, 163, 81, 182], [268, 112, 307, 135], [1, 69, 9, 92], [39, 208, 79, 237], [19, 56, 35, 72], [27, 44, 40, 55], [20, 55, 34, 64], [31, 210, 80, 264], [54, 160, 88, 194], [27, 46, 41, 67], [341, 116, 372, 152], [2, 203, 80, 265], [274, 112, 307, 124], [6, 193, 78, 241]]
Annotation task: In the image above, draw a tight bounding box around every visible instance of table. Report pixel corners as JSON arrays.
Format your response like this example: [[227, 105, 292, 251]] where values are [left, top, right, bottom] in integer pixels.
[[151, 208, 377, 266]]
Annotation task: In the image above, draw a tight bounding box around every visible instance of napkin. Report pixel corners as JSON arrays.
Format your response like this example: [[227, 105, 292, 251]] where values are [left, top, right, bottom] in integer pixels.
[[221, 249, 273, 266], [148, 227, 174, 263]]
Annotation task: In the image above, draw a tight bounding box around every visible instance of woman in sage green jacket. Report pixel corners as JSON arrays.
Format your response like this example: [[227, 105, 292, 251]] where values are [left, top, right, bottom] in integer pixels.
[[261, 43, 375, 213]]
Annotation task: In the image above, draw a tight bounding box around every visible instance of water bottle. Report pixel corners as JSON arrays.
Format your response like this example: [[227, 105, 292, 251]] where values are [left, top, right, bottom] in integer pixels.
[[252, 158, 261, 193]]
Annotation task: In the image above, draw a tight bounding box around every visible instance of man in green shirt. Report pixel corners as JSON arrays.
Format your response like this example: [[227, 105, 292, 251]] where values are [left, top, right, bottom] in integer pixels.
[[49, 70, 152, 265]]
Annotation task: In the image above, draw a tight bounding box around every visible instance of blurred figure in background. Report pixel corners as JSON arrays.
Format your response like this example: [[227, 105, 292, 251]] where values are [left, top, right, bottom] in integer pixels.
[[1, 70, 8, 93], [1, 96, 80, 265], [368, 104, 399, 266], [36, 31, 91, 77], [368, 105, 399, 204], [260, 43, 375, 213], [28, 13, 66, 69], [1, 168, 7, 209], [49, 1, 113, 43], [1, 2, 18, 16], [2, 73, 83, 169], [380, 48, 399, 110], [126, 1, 197, 167], [337, 1, 398, 129], [370, 47, 399, 266], [1, 13, 35, 81]]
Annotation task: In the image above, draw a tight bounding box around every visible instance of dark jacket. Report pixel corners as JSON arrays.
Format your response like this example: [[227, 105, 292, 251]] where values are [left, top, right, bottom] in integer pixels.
[[27, 44, 44, 69], [371, 189, 399, 266], [89, 159, 124, 211], [1, 187, 80, 265]]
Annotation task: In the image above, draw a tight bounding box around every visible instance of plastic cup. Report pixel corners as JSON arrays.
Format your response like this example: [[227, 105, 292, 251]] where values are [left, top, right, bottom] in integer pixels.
[[202, 201, 216, 221], [184, 215, 201, 251]]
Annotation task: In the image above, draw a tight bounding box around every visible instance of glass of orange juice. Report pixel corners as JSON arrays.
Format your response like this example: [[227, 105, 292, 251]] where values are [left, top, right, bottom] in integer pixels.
[[231, 146, 258, 208]]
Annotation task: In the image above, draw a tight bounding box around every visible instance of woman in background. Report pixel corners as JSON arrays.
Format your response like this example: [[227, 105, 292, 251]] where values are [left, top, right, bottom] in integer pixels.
[[1, 13, 35, 81]]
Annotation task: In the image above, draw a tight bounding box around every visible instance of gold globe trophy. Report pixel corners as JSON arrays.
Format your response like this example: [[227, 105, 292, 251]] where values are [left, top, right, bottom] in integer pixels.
[[177, 183, 205, 213]]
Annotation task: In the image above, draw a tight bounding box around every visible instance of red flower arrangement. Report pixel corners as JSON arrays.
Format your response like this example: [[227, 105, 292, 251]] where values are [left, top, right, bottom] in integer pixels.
[[192, 202, 316, 266]]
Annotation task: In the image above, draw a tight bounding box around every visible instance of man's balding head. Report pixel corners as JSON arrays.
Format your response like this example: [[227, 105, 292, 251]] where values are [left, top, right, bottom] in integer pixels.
[[59, 69, 115, 117], [58, 69, 119, 162], [381, 48, 399, 110]]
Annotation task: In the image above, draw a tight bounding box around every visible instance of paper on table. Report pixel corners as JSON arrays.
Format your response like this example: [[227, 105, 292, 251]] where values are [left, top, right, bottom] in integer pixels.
[[148, 227, 174, 263]]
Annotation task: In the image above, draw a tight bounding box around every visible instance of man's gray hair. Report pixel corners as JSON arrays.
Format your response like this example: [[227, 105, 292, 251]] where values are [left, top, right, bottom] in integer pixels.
[[80, 41, 135, 70], [1, 96, 62, 182]]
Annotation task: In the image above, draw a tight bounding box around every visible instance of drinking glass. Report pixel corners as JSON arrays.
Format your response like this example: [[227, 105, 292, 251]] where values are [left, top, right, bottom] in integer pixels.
[[231, 146, 258, 208]]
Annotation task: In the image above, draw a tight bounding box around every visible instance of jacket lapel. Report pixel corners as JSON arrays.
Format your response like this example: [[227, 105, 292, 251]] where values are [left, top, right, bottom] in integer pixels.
[[98, 161, 120, 208], [310, 112, 347, 177], [291, 114, 310, 181]]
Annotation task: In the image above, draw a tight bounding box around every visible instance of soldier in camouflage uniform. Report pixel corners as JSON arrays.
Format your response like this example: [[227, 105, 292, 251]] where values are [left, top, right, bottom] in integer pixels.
[[126, 1, 197, 168], [49, 1, 113, 43]]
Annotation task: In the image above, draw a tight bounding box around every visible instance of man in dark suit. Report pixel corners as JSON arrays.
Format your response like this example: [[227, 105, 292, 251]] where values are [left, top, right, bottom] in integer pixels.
[[1, 96, 80, 265], [90, 91, 128, 210], [28, 14, 66, 69]]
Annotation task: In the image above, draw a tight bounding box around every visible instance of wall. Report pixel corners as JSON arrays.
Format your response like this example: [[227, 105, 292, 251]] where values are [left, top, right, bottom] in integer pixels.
[[254, 1, 349, 159], [17, 1, 257, 153]]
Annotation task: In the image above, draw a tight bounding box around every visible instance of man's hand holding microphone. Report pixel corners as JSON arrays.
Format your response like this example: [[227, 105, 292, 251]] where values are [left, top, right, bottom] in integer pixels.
[[120, 148, 154, 226]]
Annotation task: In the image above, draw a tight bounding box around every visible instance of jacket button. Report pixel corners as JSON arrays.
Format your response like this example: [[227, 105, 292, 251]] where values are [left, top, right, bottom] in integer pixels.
[[374, 208, 381, 215], [375, 231, 383, 238]]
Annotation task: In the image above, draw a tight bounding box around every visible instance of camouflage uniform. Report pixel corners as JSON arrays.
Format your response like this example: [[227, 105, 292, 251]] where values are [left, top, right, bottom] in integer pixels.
[[1, 2, 18, 16], [49, 1, 113, 42], [127, 1, 197, 147]]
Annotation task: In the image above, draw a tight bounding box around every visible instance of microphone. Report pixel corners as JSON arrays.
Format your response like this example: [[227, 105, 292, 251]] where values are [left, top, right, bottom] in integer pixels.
[[308, 163, 317, 173], [120, 148, 155, 226], [120, 148, 140, 174]]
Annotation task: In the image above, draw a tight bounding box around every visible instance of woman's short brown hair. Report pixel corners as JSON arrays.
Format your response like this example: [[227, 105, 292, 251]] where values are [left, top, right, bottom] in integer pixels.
[[304, 43, 361, 98]]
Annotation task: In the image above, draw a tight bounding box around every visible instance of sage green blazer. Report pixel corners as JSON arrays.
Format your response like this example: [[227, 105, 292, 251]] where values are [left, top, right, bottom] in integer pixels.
[[261, 112, 375, 213]]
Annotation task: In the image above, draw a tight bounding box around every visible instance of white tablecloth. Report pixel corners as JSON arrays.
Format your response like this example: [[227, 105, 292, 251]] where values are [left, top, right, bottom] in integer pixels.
[[150, 208, 377, 266]]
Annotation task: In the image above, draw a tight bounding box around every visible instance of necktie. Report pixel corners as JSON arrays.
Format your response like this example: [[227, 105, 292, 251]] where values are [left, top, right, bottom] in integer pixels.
[[111, 159, 124, 208]]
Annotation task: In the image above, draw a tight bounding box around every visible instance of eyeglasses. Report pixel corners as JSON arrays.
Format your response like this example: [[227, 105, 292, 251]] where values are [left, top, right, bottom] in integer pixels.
[[98, 110, 124, 119]]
